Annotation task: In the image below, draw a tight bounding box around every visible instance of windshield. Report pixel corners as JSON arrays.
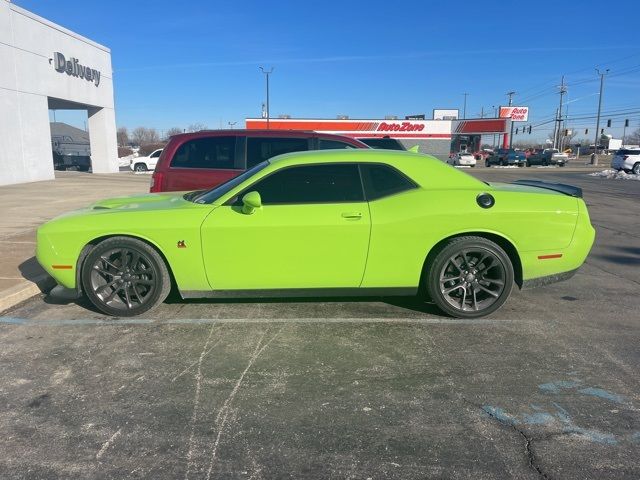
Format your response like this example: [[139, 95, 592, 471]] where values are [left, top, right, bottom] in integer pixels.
[[189, 161, 270, 204]]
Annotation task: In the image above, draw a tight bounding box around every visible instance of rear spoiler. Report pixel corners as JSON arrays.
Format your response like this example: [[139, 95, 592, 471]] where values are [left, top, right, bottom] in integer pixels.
[[512, 179, 583, 198]]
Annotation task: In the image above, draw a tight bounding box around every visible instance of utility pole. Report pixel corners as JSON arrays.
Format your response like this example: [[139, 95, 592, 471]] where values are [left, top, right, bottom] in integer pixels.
[[259, 66, 274, 129], [591, 68, 609, 165], [506, 91, 516, 149], [462, 93, 469, 119], [552, 108, 560, 150], [480, 106, 485, 118], [554, 76, 567, 150]]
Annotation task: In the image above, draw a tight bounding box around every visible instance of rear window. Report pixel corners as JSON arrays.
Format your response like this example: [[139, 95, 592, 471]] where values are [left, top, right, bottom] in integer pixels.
[[360, 164, 417, 200], [170, 137, 239, 169], [358, 138, 406, 150], [617, 149, 640, 156], [246, 137, 310, 168]]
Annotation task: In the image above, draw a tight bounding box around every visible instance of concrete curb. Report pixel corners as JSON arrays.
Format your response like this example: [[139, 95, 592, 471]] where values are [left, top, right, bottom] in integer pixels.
[[0, 275, 56, 314]]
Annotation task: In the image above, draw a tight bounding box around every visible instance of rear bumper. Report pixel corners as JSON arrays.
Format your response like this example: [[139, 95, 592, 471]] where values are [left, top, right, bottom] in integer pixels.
[[520, 212, 595, 284]]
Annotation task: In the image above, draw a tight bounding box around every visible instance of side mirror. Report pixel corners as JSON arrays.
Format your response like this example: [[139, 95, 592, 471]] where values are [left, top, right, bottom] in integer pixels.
[[241, 191, 262, 215]]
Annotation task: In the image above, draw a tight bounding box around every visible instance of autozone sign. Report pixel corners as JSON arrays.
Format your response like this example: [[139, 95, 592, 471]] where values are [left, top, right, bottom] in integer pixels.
[[499, 106, 529, 122], [377, 121, 425, 132]]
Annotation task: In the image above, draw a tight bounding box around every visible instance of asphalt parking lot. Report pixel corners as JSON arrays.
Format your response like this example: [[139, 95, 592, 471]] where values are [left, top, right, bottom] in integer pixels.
[[1, 168, 639, 479]]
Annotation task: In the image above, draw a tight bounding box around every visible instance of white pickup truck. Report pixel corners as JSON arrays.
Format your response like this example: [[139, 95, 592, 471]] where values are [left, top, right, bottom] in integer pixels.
[[526, 148, 568, 167], [130, 149, 163, 172]]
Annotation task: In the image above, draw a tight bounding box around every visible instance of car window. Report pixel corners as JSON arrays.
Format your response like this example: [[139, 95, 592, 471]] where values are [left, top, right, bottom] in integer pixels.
[[151, 150, 162, 158], [318, 139, 356, 150], [246, 137, 310, 168], [617, 149, 640, 156], [360, 163, 417, 200], [244, 164, 364, 204], [170, 137, 239, 169]]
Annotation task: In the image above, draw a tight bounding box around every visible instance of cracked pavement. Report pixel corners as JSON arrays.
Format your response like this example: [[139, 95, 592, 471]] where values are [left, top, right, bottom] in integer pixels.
[[0, 169, 638, 479]]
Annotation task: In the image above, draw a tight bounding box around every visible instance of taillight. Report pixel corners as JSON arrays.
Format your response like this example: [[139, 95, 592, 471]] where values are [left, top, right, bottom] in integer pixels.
[[150, 172, 164, 193], [623, 155, 629, 160]]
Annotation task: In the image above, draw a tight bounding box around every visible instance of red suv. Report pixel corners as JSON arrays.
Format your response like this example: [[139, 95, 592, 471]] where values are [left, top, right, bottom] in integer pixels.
[[150, 130, 369, 192]]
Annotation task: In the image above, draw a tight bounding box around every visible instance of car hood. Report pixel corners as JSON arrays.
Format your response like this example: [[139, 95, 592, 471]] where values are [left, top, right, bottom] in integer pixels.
[[89, 192, 194, 211]]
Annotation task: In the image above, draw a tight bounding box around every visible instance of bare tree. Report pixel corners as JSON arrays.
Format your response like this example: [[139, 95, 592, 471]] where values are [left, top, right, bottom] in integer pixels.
[[131, 127, 160, 145], [117, 127, 129, 146], [187, 123, 208, 132], [548, 129, 577, 150], [625, 128, 640, 145], [164, 127, 183, 140]]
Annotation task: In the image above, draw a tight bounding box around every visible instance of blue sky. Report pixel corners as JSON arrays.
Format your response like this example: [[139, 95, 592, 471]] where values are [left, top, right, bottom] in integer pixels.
[[18, 0, 640, 141]]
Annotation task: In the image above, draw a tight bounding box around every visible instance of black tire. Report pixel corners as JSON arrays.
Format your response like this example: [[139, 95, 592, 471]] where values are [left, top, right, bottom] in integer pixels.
[[559, 163, 565, 167], [81, 236, 171, 316], [542, 160, 548, 166], [424, 236, 514, 318], [134, 163, 147, 172], [485, 160, 490, 168], [499, 159, 506, 166], [633, 163, 640, 175]]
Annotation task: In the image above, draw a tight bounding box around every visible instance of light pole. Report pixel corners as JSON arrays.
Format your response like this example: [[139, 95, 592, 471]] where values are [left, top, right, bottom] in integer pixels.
[[591, 68, 608, 165], [462, 93, 469, 119], [259, 66, 274, 129]]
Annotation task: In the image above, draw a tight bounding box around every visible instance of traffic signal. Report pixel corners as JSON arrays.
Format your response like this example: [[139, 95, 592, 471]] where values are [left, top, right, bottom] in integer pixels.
[[564, 129, 569, 136], [585, 129, 588, 134], [515, 128, 519, 134], [625, 119, 629, 127], [606, 119, 611, 128], [528, 125, 532, 134], [601, 128, 604, 134]]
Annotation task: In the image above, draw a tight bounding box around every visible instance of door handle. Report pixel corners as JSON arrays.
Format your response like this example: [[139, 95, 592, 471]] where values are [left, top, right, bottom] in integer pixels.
[[341, 212, 362, 219]]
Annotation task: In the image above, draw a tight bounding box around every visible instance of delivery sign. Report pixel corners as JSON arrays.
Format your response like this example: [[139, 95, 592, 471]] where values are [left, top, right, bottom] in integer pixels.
[[499, 106, 529, 122]]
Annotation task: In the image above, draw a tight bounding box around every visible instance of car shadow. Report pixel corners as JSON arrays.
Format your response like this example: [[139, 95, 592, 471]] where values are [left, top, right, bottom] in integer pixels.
[[18, 257, 56, 293], [166, 292, 443, 316]]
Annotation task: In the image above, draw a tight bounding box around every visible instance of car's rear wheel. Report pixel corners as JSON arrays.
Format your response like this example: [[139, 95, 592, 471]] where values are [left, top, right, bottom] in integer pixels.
[[81, 236, 171, 316], [633, 163, 640, 175], [134, 163, 147, 172], [425, 236, 514, 318], [485, 160, 490, 167], [542, 160, 549, 166]]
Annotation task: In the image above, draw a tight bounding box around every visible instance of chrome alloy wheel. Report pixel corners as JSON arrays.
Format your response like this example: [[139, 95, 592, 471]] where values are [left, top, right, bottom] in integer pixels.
[[89, 247, 157, 311], [438, 248, 506, 312]]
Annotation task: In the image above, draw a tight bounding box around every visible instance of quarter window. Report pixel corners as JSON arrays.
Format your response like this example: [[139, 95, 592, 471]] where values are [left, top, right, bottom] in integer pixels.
[[170, 137, 238, 169], [360, 164, 417, 200], [246, 164, 364, 204], [246, 137, 310, 167]]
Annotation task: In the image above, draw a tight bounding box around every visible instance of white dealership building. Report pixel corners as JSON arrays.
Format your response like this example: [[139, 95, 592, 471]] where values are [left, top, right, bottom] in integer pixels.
[[0, 0, 118, 186]]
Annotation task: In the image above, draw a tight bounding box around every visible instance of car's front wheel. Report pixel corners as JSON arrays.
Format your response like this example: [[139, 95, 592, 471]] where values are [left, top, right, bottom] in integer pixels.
[[134, 163, 148, 172], [425, 236, 514, 318], [81, 236, 171, 316], [633, 163, 640, 175]]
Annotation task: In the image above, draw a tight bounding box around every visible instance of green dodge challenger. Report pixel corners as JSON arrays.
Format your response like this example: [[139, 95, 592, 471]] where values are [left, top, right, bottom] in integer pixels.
[[37, 150, 595, 318]]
